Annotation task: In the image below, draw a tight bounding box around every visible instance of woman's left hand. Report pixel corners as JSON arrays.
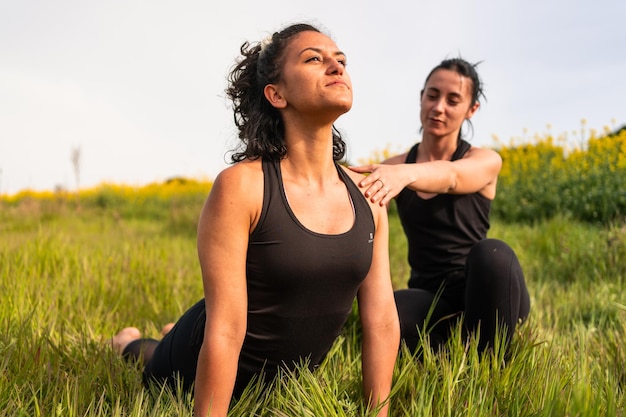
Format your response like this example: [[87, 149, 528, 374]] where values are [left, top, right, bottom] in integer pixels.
[[349, 164, 404, 206]]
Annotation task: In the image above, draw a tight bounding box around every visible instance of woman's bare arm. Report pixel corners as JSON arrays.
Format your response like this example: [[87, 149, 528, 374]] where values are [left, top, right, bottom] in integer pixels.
[[193, 162, 262, 417], [350, 146, 502, 206], [357, 199, 400, 416]]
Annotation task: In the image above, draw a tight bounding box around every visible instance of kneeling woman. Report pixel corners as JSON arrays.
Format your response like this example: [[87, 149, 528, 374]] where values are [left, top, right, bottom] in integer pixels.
[[351, 58, 530, 355]]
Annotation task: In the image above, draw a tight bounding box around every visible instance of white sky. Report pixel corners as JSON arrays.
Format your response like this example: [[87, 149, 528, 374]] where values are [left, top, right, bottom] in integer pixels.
[[1, 0, 625, 195]]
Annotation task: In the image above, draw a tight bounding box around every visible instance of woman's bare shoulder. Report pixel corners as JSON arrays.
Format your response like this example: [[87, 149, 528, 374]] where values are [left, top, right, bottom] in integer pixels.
[[214, 159, 263, 189], [207, 159, 265, 212], [340, 165, 387, 217], [201, 159, 265, 231], [341, 163, 366, 188]]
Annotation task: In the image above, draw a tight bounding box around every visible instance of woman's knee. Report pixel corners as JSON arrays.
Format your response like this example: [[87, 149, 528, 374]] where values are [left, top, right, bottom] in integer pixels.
[[467, 239, 521, 282], [468, 238, 514, 263], [465, 239, 530, 322]]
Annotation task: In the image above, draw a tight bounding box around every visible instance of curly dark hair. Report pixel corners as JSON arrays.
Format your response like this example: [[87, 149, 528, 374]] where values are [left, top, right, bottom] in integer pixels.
[[226, 23, 346, 163]]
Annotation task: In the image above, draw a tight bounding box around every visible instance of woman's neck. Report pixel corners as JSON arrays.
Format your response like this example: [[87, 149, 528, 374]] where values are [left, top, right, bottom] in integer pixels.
[[419, 133, 459, 161], [282, 125, 337, 184]]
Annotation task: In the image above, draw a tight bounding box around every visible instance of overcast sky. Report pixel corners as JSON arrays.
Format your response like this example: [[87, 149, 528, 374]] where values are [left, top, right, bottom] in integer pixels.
[[1, 0, 624, 195]]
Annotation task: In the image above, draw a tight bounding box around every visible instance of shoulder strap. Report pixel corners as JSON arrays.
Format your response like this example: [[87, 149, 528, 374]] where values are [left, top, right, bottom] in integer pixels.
[[451, 139, 471, 161], [405, 143, 419, 163], [405, 139, 470, 163]]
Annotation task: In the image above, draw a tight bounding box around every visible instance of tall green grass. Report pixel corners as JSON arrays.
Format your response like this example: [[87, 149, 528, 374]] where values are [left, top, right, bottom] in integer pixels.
[[2, 125, 625, 414], [1, 197, 624, 416]]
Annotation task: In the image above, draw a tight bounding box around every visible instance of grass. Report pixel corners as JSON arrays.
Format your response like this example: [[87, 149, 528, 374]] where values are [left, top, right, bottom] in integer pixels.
[[1, 199, 625, 416]]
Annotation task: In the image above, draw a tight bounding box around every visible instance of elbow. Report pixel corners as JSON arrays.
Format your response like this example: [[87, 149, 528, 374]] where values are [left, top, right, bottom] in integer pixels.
[[389, 318, 401, 347], [387, 311, 401, 347], [365, 314, 401, 348], [445, 172, 458, 193], [203, 316, 247, 350], [224, 324, 247, 347], [225, 327, 246, 348]]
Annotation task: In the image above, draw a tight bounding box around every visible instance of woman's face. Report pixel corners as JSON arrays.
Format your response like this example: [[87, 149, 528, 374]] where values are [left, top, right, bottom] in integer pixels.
[[266, 31, 353, 118], [420, 68, 479, 139]]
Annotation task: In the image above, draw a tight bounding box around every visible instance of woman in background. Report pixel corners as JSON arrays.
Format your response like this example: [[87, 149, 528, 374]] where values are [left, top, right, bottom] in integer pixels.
[[351, 58, 530, 355]]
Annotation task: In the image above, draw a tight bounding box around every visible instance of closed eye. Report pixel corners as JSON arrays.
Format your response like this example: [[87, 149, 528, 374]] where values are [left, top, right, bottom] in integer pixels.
[[447, 94, 462, 105]]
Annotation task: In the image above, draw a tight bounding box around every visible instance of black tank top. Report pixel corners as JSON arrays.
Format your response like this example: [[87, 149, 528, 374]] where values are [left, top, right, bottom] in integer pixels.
[[237, 159, 375, 386], [395, 140, 491, 293]]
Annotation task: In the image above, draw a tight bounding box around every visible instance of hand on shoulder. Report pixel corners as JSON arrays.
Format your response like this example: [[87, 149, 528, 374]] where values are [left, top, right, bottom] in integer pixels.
[[341, 165, 388, 225]]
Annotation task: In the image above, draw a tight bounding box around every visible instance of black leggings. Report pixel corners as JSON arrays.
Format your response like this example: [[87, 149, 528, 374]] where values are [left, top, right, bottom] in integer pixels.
[[123, 299, 206, 393], [395, 239, 531, 354], [123, 300, 294, 397]]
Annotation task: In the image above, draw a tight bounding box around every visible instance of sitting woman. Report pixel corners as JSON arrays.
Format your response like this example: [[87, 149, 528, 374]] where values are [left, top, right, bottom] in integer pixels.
[[351, 57, 530, 355]]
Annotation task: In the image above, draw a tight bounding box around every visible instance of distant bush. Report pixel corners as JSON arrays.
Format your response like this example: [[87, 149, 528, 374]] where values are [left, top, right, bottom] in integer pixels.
[[1, 178, 212, 236], [356, 122, 626, 226], [494, 126, 626, 224], [3, 123, 625, 227]]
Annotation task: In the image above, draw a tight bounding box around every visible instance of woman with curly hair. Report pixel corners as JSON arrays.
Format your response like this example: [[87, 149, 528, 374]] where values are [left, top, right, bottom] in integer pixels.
[[113, 23, 399, 417]]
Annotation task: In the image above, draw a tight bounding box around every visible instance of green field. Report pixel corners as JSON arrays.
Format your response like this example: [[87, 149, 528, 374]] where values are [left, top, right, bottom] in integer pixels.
[[2, 128, 625, 416], [1, 193, 624, 416]]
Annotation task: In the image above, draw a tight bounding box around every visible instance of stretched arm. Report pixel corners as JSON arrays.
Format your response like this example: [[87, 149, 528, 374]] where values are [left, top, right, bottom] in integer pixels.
[[193, 162, 262, 417], [357, 203, 400, 416], [350, 146, 502, 206]]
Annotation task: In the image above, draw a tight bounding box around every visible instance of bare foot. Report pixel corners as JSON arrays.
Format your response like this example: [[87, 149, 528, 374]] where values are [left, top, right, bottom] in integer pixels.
[[112, 327, 141, 355], [161, 323, 175, 337]]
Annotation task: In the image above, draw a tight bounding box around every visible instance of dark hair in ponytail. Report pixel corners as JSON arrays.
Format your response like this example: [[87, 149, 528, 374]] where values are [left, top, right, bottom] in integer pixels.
[[421, 57, 486, 140]]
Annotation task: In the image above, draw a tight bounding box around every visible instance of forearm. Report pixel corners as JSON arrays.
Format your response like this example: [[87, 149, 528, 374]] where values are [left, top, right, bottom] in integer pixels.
[[361, 321, 400, 416], [350, 162, 457, 206], [193, 338, 241, 417], [404, 161, 457, 194]]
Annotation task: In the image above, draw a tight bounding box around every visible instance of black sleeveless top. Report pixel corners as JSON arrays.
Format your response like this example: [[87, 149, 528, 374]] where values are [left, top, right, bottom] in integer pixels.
[[237, 159, 375, 387], [395, 140, 491, 294]]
